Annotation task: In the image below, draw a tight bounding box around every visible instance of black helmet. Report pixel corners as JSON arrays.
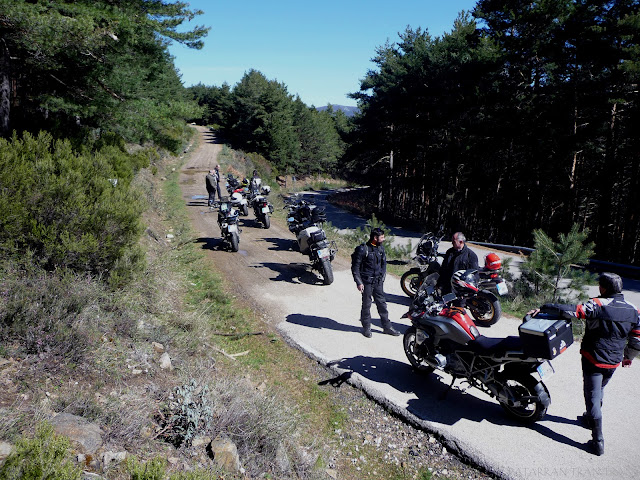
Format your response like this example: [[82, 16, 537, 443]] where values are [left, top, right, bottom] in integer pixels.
[[451, 269, 479, 296]]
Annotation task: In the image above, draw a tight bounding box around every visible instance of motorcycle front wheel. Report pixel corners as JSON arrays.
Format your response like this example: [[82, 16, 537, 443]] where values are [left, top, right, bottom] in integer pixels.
[[320, 258, 334, 285], [263, 214, 270, 229], [498, 373, 549, 423], [403, 327, 435, 374], [230, 232, 239, 252], [400, 269, 422, 298], [467, 291, 502, 326]]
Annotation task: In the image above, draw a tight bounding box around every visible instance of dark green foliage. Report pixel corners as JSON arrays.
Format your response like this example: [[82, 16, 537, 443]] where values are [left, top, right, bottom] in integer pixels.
[[0, 422, 81, 480], [518, 224, 596, 303], [346, 3, 640, 264], [0, 0, 207, 150], [187, 71, 349, 175], [0, 131, 145, 276]]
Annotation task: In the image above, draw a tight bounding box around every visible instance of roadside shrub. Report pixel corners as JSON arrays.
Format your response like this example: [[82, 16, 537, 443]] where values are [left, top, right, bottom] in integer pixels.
[[0, 422, 81, 480], [0, 131, 145, 277]]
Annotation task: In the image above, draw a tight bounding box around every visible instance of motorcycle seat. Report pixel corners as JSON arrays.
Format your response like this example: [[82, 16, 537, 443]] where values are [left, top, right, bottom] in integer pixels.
[[468, 335, 523, 355]]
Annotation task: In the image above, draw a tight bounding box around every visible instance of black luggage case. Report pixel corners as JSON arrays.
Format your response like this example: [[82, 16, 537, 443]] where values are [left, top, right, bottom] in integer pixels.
[[519, 315, 574, 359]]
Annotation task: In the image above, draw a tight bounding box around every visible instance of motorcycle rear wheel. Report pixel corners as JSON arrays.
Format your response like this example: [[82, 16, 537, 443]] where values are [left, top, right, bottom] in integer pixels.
[[400, 269, 422, 298], [498, 373, 549, 423], [403, 327, 435, 374], [320, 258, 334, 285], [467, 291, 502, 326], [263, 214, 270, 229], [242, 204, 249, 216], [230, 232, 239, 252]]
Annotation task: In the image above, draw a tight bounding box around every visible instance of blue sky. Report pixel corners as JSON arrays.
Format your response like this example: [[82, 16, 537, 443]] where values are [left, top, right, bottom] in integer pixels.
[[169, 1, 479, 107]]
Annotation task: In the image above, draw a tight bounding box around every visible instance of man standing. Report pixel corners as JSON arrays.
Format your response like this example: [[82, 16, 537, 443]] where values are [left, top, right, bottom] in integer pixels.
[[351, 228, 400, 338], [437, 232, 479, 294], [205, 169, 217, 206], [537, 273, 640, 456], [214, 164, 222, 200]]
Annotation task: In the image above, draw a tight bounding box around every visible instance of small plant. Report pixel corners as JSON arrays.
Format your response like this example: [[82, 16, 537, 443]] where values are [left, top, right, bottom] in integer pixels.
[[157, 380, 213, 447], [126, 456, 167, 480], [0, 422, 81, 480]]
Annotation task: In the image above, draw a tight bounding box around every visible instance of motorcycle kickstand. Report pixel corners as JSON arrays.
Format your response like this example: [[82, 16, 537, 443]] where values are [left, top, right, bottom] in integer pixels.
[[439, 376, 457, 401]]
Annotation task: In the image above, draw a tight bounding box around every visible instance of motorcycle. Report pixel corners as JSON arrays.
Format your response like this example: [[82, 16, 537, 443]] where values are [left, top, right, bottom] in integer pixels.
[[402, 273, 573, 423], [285, 195, 337, 285], [400, 235, 507, 327], [248, 177, 274, 229], [225, 174, 249, 216], [215, 198, 241, 252], [400, 231, 445, 297]]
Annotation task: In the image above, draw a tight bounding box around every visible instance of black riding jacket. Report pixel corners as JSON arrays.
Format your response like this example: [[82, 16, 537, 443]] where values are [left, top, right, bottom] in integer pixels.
[[544, 293, 640, 368], [352, 242, 386, 286], [438, 244, 479, 292]]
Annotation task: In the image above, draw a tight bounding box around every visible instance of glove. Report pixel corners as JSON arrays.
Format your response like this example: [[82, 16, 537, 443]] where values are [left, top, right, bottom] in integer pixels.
[[622, 359, 632, 368]]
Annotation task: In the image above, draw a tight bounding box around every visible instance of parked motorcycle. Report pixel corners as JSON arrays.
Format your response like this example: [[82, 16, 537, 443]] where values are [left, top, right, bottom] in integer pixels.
[[248, 177, 274, 229], [285, 196, 337, 285], [402, 273, 573, 423], [400, 231, 445, 297], [226, 174, 249, 216], [400, 235, 508, 326], [215, 198, 241, 252]]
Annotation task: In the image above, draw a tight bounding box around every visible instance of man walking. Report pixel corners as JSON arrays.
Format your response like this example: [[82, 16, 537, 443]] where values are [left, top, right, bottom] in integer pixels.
[[351, 228, 400, 338], [536, 272, 640, 455]]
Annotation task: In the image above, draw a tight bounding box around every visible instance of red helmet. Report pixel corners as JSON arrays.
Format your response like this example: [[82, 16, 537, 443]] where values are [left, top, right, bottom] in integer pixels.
[[484, 253, 502, 271]]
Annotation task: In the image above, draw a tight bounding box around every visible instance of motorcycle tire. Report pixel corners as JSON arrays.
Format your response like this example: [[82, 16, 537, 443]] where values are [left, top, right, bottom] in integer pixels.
[[263, 214, 270, 229], [400, 269, 422, 298], [467, 291, 502, 326], [320, 258, 334, 285], [242, 204, 249, 216], [497, 373, 549, 423], [230, 232, 239, 252], [403, 327, 435, 374]]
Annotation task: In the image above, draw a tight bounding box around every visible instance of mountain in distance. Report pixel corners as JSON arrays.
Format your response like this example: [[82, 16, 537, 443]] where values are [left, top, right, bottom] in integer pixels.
[[317, 104, 359, 117]]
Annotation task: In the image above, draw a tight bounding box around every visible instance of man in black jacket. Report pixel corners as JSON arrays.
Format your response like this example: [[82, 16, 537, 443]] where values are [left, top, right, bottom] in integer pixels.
[[351, 228, 400, 338], [535, 272, 640, 456], [437, 232, 479, 294]]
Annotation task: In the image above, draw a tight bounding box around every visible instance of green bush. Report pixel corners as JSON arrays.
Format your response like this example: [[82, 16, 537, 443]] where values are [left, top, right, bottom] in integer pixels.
[[0, 131, 145, 277], [0, 422, 81, 480]]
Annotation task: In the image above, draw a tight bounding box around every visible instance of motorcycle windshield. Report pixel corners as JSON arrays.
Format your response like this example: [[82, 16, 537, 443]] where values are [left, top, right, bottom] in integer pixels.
[[412, 272, 440, 307]]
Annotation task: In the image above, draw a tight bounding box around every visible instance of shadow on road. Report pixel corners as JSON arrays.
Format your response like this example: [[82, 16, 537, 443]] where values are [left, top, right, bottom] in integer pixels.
[[385, 292, 412, 307], [195, 237, 225, 251], [286, 313, 405, 334], [326, 354, 586, 449], [251, 262, 321, 285], [261, 237, 296, 252]]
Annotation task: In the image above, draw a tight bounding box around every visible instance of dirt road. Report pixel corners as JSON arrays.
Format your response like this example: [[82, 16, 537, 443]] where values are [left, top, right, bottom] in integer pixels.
[[180, 126, 639, 480]]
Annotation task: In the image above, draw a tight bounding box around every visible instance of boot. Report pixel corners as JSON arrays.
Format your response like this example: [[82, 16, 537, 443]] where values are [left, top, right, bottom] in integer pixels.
[[361, 324, 372, 338], [577, 412, 594, 429], [586, 418, 604, 456], [381, 321, 400, 336]]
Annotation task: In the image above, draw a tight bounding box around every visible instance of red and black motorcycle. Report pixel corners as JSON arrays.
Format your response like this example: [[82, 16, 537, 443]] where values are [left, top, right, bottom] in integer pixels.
[[400, 235, 508, 327], [402, 273, 573, 423]]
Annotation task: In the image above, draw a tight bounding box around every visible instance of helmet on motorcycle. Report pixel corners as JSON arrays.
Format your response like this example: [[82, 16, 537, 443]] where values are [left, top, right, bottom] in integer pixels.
[[417, 238, 435, 257], [484, 253, 502, 271], [231, 192, 243, 202], [451, 269, 479, 296]]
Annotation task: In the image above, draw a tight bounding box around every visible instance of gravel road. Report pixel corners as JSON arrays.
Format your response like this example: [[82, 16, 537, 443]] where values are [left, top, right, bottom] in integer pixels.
[[180, 126, 639, 480]]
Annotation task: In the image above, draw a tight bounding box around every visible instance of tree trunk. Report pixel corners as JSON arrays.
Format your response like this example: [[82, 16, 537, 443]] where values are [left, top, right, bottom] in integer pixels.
[[0, 39, 10, 137]]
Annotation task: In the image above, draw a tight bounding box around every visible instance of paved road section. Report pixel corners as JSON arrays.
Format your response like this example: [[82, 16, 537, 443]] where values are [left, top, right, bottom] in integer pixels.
[[182, 127, 639, 480]]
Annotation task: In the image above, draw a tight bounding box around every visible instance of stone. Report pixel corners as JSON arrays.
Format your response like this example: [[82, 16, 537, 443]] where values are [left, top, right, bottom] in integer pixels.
[[102, 451, 127, 470], [152, 342, 165, 353], [50, 413, 104, 454], [325, 469, 337, 479], [159, 352, 172, 370], [208, 436, 241, 473], [192, 436, 211, 448], [0, 441, 14, 464], [131, 369, 143, 375]]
